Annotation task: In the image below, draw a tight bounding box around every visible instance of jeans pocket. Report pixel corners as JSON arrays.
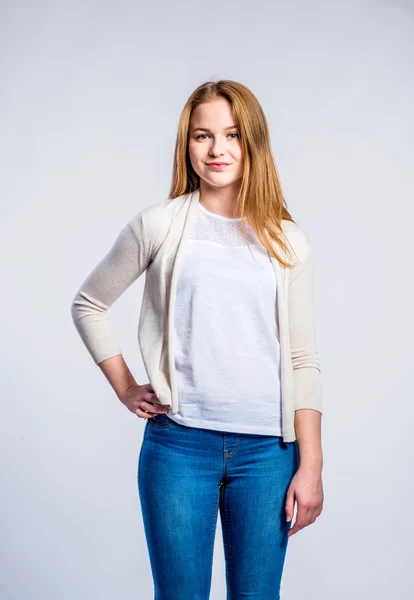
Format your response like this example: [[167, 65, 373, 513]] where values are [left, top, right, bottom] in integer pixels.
[[147, 413, 175, 428]]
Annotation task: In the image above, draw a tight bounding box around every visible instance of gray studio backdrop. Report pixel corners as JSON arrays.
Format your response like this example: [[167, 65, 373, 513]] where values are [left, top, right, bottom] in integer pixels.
[[1, 1, 413, 598]]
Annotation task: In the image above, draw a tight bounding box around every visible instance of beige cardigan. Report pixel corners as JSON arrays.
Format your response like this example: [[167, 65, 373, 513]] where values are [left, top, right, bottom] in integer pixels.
[[71, 188, 322, 442]]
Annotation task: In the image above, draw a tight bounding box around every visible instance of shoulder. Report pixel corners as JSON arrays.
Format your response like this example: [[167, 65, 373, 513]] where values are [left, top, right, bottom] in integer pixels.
[[141, 194, 187, 221], [127, 193, 188, 246], [281, 218, 313, 265]]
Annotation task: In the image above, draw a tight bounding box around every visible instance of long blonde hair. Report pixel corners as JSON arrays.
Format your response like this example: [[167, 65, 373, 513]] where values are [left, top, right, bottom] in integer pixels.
[[168, 79, 297, 268]]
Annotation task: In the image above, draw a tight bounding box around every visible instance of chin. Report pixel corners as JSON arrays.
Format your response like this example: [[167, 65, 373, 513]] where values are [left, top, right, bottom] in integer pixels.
[[205, 179, 236, 189], [202, 174, 240, 186]]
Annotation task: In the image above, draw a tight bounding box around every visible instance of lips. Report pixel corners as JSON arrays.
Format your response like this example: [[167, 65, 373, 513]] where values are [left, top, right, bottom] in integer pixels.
[[207, 163, 230, 171], [207, 162, 230, 166]]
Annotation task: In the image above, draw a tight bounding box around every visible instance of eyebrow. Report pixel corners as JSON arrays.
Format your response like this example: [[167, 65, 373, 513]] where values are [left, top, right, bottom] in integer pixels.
[[191, 125, 238, 133]]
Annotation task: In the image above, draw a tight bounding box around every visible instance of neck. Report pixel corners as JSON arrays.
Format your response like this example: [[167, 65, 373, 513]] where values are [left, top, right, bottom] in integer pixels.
[[198, 180, 241, 219]]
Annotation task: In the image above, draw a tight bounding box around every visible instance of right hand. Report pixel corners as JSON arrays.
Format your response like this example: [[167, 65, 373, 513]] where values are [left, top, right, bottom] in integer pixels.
[[119, 383, 170, 419]]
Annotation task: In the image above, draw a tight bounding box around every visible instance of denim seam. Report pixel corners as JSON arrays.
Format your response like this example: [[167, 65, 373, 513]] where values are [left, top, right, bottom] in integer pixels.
[[224, 435, 240, 458], [205, 488, 221, 598], [222, 485, 233, 599]]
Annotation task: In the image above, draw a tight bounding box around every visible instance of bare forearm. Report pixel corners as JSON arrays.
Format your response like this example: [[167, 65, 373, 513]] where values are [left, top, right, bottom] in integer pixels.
[[97, 354, 139, 400], [294, 409, 323, 472]]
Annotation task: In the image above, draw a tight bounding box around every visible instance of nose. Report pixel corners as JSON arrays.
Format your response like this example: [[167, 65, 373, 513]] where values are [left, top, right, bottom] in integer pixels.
[[209, 135, 227, 157]]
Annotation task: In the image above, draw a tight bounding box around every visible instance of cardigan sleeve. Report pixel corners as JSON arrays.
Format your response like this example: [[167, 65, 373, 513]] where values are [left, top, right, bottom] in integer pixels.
[[70, 212, 150, 365], [288, 245, 323, 413]]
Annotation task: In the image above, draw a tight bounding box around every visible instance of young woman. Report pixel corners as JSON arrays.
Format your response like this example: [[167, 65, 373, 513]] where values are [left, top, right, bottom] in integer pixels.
[[71, 79, 324, 600]]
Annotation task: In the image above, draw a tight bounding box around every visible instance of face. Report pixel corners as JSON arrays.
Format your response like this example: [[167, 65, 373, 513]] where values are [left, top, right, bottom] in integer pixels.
[[188, 98, 243, 191]]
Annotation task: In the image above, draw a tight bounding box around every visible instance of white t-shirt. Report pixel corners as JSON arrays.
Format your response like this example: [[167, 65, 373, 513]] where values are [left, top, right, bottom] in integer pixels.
[[168, 201, 283, 436]]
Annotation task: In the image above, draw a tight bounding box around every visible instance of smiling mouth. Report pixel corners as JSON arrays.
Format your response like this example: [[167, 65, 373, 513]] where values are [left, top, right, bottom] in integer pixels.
[[207, 163, 231, 170]]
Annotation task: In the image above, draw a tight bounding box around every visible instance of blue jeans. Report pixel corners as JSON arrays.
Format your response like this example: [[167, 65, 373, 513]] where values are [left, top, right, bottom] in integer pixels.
[[138, 413, 299, 600]]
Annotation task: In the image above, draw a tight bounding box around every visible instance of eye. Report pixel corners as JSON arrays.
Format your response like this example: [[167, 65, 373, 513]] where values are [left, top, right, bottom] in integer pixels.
[[195, 132, 240, 140]]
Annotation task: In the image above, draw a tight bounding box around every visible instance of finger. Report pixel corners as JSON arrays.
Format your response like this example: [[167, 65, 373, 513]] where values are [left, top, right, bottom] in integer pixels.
[[142, 402, 168, 414], [136, 407, 157, 418], [136, 405, 167, 418], [288, 520, 301, 537], [296, 504, 308, 527], [288, 507, 310, 537], [296, 507, 317, 531], [285, 488, 295, 522], [147, 394, 168, 406], [309, 507, 321, 524]]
